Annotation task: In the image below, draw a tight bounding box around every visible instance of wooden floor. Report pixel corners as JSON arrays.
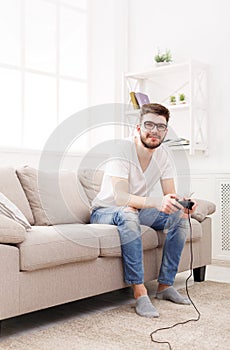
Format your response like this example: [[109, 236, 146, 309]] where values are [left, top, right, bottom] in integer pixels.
[[1, 260, 230, 340]]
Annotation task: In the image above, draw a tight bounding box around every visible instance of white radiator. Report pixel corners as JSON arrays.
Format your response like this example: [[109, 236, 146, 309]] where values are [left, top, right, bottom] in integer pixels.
[[190, 173, 230, 260], [220, 183, 230, 252], [212, 178, 230, 260]]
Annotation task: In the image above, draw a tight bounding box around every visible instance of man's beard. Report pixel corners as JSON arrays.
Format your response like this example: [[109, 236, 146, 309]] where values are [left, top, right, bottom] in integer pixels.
[[140, 131, 163, 149]]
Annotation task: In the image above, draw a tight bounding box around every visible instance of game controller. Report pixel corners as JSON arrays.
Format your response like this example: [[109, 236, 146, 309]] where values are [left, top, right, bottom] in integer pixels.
[[176, 199, 194, 210]]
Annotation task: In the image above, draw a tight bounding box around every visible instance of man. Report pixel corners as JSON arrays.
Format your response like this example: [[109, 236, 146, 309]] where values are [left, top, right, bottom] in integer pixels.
[[90, 103, 196, 317]]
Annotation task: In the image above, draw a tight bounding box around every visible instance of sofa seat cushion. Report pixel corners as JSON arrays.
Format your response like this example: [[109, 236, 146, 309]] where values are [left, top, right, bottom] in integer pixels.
[[18, 224, 100, 271], [89, 224, 158, 257]]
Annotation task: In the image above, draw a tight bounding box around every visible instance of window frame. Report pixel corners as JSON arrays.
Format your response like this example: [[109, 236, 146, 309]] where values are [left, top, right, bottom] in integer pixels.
[[0, 0, 89, 151]]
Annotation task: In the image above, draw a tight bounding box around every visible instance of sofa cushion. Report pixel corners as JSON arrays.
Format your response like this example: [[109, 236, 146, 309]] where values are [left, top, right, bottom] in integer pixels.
[[78, 169, 104, 204], [17, 166, 91, 226], [0, 192, 31, 230], [89, 224, 158, 257], [0, 167, 34, 224], [18, 224, 100, 271], [192, 198, 216, 222], [0, 215, 26, 244]]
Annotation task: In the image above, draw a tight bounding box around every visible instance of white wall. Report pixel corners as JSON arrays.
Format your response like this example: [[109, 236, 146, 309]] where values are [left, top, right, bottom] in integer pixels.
[[127, 0, 230, 173], [88, 0, 128, 105], [88, 0, 116, 105], [0, 148, 84, 170]]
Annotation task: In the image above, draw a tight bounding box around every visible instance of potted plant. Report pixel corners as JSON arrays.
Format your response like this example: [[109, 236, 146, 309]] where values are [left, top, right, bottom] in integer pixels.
[[154, 49, 172, 66], [170, 95, 176, 105], [179, 93, 186, 104]]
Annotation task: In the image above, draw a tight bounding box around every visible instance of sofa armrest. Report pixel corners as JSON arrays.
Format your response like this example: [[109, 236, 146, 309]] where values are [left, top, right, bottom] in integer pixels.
[[0, 244, 20, 320], [191, 199, 216, 222]]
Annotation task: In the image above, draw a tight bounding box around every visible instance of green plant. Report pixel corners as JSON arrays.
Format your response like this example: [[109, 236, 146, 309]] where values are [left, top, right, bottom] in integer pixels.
[[154, 49, 172, 63], [179, 93, 186, 103], [164, 49, 172, 62], [170, 95, 176, 104]]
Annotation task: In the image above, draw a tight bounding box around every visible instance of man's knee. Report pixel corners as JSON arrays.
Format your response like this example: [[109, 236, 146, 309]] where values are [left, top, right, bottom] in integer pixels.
[[117, 207, 142, 243], [118, 206, 140, 227]]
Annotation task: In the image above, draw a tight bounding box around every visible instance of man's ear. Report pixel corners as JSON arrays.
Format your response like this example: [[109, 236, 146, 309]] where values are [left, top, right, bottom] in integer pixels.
[[136, 124, 141, 133]]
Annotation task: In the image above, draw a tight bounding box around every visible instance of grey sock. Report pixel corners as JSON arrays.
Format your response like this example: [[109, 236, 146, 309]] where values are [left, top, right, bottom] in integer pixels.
[[135, 295, 159, 317], [156, 286, 191, 305]]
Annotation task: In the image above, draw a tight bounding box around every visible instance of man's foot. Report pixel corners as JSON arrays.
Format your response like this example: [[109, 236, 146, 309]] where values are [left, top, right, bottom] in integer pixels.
[[156, 286, 191, 305], [135, 295, 159, 317], [132, 283, 147, 299]]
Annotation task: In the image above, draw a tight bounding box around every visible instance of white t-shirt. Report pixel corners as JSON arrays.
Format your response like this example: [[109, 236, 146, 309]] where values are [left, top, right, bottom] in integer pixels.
[[92, 137, 175, 209]]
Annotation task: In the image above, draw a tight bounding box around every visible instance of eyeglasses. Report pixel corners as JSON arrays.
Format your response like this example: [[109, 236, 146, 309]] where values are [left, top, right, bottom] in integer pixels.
[[142, 121, 167, 132]]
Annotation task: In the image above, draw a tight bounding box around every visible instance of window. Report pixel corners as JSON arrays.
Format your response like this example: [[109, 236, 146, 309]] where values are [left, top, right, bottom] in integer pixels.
[[0, 0, 88, 150]]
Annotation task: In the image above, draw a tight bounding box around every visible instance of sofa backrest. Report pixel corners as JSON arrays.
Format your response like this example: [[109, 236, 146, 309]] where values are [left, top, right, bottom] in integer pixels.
[[1, 165, 214, 227], [16, 166, 91, 225], [0, 167, 34, 224], [78, 168, 104, 205]]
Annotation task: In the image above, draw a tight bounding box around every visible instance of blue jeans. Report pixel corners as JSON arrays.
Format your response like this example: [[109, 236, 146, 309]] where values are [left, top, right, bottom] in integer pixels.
[[90, 206, 188, 286]]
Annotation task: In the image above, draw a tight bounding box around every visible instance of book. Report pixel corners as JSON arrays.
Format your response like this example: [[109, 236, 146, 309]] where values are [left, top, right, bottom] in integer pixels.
[[135, 92, 150, 107], [129, 92, 140, 109]]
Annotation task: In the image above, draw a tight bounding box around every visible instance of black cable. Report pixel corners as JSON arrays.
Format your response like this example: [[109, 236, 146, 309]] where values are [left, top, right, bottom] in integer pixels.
[[150, 212, 201, 349]]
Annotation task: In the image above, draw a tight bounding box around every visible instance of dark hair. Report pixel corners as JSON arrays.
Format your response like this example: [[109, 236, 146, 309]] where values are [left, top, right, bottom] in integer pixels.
[[140, 103, 170, 123]]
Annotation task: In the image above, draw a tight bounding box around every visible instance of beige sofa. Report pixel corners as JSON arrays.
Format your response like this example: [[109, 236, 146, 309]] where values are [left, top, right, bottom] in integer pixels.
[[0, 166, 216, 326]]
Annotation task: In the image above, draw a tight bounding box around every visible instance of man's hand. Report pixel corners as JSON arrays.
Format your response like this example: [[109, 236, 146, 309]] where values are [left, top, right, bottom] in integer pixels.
[[158, 194, 181, 214], [180, 199, 197, 218], [158, 194, 197, 215]]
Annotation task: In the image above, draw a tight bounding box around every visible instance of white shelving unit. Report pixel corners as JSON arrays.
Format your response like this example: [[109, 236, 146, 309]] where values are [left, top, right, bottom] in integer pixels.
[[123, 60, 208, 155]]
